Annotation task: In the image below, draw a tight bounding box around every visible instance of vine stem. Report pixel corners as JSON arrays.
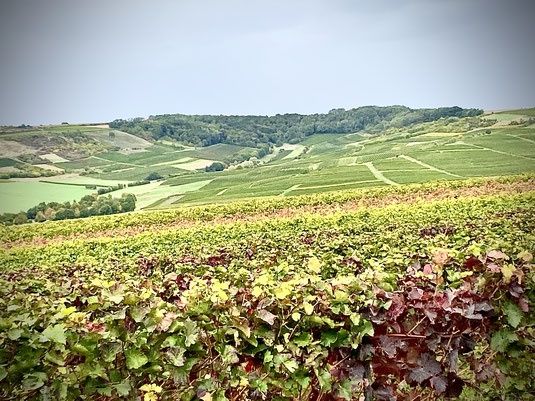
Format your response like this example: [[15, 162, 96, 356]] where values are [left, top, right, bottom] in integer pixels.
[[440, 329, 460, 364], [407, 316, 427, 335], [386, 333, 426, 338]]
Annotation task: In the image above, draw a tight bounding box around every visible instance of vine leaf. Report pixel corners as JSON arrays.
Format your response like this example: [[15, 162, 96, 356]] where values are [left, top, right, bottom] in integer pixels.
[[125, 349, 148, 369], [430, 375, 447, 394], [22, 372, 47, 391], [303, 302, 314, 315], [114, 379, 131, 396], [408, 353, 441, 384], [257, 309, 276, 325], [500, 264, 516, 283], [307, 256, 321, 273], [502, 301, 523, 328], [40, 324, 66, 345], [490, 330, 519, 352]]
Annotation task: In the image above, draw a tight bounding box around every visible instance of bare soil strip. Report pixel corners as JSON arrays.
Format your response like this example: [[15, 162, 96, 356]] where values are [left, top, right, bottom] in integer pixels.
[[399, 154, 463, 178], [468, 144, 535, 161], [281, 184, 301, 196], [363, 162, 399, 185], [506, 133, 535, 145]]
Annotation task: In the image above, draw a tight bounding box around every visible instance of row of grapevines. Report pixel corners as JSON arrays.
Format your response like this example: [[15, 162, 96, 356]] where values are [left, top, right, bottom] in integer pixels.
[[1, 248, 532, 400], [1, 174, 533, 244], [0, 193, 533, 399], [1, 193, 534, 272]]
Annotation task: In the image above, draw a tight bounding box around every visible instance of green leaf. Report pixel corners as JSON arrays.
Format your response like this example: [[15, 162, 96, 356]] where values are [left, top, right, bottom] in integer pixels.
[[321, 330, 338, 347], [263, 350, 273, 364], [336, 379, 353, 400], [56, 306, 77, 318], [129, 306, 149, 323], [503, 301, 523, 328], [294, 371, 311, 388], [517, 250, 533, 262], [0, 366, 7, 381], [72, 343, 91, 356], [101, 342, 122, 363], [114, 379, 131, 396], [45, 351, 65, 366], [22, 372, 46, 391], [334, 289, 349, 303], [316, 368, 331, 390], [359, 319, 374, 337], [349, 313, 361, 326], [161, 335, 180, 348], [308, 257, 321, 273], [107, 293, 124, 304], [7, 328, 23, 340], [125, 349, 148, 369], [221, 345, 239, 364], [251, 286, 263, 297], [303, 302, 314, 315], [166, 348, 185, 367], [251, 378, 268, 393], [283, 358, 298, 373], [500, 264, 515, 284], [275, 282, 293, 300], [183, 320, 199, 347], [293, 332, 313, 347], [41, 324, 67, 345], [490, 330, 518, 352]]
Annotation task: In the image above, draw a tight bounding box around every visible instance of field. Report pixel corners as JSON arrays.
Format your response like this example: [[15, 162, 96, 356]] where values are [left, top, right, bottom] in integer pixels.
[[1, 111, 534, 213], [0, 175, 533, 400], [160, 123, 535, 207], [0, 109, 534, 399], [0, 180, 95, 213]]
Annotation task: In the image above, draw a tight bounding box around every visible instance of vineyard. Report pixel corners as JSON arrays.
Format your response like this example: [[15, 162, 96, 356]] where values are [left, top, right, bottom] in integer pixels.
[[0, 176, 534, 400]]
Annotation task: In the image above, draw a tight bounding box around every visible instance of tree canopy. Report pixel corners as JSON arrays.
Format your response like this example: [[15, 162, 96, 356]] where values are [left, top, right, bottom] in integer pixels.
[[110, 106, 482, 147], [0, 193, 137, 225]]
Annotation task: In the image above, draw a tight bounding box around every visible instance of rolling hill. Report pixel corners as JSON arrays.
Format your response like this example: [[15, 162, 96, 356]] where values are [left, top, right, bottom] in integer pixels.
[[0, 106, 533, 214]]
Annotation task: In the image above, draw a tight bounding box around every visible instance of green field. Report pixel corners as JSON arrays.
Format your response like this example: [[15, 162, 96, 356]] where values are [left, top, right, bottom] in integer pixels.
[[499, 107, 535, 117], [1, 111, 534, 213], [158, 123, 535, 207], [0, 181, 95, 213]]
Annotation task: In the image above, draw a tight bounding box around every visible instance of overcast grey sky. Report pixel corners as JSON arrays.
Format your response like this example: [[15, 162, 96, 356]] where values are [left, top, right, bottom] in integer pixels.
[[0, 0, 534, 125]]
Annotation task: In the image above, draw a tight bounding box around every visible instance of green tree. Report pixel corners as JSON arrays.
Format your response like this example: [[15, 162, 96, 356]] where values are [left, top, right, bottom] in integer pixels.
[[98, 204, 113, 215], [35, 211, 46, 222], [13, 213, 28, 225], [120, 194, 136, 212], [145, 172, 163, 181], [205, 161, 226, 172]]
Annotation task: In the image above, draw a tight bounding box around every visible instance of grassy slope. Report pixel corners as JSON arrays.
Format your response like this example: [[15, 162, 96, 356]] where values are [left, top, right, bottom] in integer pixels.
[[1, 113, 534, 213], [159, 123, 535, 207]]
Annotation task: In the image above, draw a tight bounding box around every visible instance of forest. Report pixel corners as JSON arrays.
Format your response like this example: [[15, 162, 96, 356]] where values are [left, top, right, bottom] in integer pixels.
[[110, 106, 483, 147]]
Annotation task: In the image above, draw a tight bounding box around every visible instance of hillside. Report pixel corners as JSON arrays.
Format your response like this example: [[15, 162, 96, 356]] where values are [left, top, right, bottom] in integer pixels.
[[1, 175, 533, 400], [0, 107, 534, 216], [0, 108, 534, 400]]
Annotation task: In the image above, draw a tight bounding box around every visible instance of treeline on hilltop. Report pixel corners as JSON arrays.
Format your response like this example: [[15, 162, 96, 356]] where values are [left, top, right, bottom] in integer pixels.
[[0, 193, 136, 225], [110, 106, 483, 147]]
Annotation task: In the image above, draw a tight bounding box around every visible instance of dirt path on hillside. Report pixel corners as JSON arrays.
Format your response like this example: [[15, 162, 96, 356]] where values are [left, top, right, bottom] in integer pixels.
[[363, 162, 399, 185]]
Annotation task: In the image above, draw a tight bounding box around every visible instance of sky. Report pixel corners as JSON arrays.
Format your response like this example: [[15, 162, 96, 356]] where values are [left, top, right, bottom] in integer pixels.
[[0, 0, 534, 125]]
